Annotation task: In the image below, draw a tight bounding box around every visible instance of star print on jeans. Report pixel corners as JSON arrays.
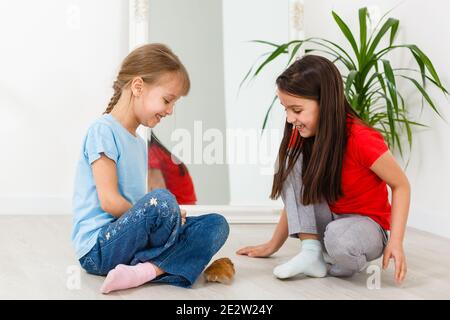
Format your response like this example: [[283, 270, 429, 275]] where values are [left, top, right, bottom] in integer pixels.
[[105, 232, 111, 240], [136, 208, 144, 218], [161, 201, 168, 209], [150, 197, 158, 206]]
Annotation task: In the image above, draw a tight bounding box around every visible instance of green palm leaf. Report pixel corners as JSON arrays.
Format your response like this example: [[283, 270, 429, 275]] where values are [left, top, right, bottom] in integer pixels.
[[240, 6, 448, 157]]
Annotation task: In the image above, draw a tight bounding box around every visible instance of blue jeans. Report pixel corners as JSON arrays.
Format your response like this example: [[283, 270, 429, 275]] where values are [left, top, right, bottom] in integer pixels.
[[79, 189, 229, 288]]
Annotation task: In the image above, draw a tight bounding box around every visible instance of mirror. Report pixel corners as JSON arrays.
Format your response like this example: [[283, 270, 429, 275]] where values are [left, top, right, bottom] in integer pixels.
[[146, 0, 293, 206]]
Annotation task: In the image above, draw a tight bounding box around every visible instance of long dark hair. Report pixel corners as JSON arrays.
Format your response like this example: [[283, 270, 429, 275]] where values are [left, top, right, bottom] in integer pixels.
[[270, 55, 362, 205], [149, 132, 188, 176]]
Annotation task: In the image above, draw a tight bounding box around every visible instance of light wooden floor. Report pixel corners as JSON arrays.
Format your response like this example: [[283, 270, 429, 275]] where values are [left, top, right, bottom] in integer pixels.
[[1, 215, 449, 300]]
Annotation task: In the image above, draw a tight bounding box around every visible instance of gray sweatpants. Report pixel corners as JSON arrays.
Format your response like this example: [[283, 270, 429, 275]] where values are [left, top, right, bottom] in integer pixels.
[[281, 154, 389, 277]]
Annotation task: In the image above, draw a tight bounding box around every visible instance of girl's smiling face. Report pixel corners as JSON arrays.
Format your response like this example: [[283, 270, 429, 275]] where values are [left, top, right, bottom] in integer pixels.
[[277, 90, 320, 138], [133, 72, 184, 128]]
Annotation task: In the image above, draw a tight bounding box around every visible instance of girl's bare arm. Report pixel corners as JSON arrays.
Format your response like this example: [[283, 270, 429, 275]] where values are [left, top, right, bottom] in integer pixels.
[[370, 150, 410, 283], [92, 153, 132, 218]]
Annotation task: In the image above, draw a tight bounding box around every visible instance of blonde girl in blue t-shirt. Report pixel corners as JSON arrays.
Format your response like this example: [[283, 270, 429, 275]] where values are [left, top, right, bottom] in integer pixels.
[[72, 43, 229, 294]]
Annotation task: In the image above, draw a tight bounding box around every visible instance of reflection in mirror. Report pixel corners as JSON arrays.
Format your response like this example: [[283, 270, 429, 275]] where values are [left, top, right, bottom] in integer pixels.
[[148, 133, 197, 205]]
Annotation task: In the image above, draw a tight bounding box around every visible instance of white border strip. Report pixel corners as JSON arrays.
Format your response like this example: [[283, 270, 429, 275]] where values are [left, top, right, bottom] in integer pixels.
[[0, 196, 281, 224], [2, 196, 450, 237], [180, 205, 281, 224]]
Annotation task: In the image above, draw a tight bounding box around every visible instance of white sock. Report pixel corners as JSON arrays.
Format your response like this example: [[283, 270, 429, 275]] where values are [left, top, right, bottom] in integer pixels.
[[273, 239, 327, 279]]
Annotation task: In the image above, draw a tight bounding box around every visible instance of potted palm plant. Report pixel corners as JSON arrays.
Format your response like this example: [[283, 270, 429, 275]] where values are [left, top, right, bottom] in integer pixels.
[[240, 7, 448, 157]]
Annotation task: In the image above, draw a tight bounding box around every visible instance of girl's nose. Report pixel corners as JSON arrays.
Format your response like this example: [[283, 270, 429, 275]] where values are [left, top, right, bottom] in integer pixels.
[[165, 104, 174, 116], [286, 114, 295, 124]]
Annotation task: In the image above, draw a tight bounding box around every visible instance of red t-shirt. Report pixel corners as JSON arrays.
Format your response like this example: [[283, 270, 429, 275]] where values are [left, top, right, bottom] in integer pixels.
[[328, 117, 391, 230], [148, 144, 197, 205]]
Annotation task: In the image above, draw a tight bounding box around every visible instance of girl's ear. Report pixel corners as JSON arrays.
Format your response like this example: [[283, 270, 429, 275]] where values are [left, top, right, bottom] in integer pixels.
[[131, 77, 144, 97]]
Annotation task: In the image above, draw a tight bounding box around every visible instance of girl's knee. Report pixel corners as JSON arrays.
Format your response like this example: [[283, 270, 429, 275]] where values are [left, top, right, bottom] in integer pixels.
[[324, 218, 383, 263], [143, 189, 179, 217], [139, 189, 180, 235], [210, 213, 229, 234], [324, 223, 358, 258], [324, 224, 367, 274], [203, 213, 230, 246], [146, 188, 177, 204]]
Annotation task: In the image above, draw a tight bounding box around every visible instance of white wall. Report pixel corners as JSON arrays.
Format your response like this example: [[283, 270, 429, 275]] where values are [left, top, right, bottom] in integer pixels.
[[222, 0, 288, 206], [0, 0, 129, 214], [304, 0, 450, 238]]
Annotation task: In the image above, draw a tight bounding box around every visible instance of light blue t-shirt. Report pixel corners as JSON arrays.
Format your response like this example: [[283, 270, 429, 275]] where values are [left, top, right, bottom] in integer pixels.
[[71, 114, 147, 259]]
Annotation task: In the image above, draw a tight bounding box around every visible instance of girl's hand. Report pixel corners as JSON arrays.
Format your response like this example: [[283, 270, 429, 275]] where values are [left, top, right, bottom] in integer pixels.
[[180, 208, 187, 225], [382, 240, 407, 284], [236, 242, 277, 258]]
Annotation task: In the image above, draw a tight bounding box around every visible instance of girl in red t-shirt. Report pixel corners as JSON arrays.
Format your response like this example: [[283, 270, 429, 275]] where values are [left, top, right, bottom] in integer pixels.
[[238, 55, 409, 284]]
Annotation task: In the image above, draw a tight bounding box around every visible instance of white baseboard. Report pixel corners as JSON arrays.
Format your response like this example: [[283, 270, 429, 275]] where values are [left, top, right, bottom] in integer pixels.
[[179, 205, 281, 224], [0, 196, 281, 224], [2, 196, 448, 238]]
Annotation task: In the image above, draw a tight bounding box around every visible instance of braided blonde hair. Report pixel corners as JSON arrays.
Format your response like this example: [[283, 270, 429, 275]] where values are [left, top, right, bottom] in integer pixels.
[[104, 43, 190, 114]]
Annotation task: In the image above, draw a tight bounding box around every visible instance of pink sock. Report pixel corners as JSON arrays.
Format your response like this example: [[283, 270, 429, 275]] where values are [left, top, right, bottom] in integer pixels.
[[100, 262, 157, 294]]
